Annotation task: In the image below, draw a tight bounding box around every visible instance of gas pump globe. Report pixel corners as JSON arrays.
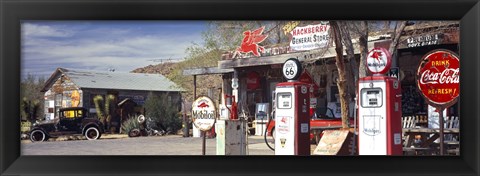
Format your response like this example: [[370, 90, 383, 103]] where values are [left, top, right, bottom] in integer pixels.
[[231, 78, 239, 89]]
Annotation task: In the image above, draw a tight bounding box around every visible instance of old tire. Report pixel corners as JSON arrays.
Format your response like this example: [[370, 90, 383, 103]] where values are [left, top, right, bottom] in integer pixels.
[[30, 130, 48, 142], [128, 129, 141, 137], [85, 127, 101, 140]]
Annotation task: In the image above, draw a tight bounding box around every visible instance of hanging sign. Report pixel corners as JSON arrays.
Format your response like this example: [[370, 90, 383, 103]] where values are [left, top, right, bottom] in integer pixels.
[[283, 21, 301, 35], [246, 71, 260, 90], [283, 58, 302, 80], [416, 49, 459, 107], [290, 22, 330, 51], [192, 96, 216, 131], [366, 47, 392, 74]]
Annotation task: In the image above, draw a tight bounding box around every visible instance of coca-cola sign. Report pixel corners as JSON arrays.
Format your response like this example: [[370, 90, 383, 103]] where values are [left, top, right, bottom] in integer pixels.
[[246, 71, 260, 90], [416, 49, 459, 107]]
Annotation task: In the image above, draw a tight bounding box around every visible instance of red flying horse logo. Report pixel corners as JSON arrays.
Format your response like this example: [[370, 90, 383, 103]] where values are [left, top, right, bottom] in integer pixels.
[[370, 51, 383, 62], [235, 26, 268, 57], [197, 102, 209, 108]]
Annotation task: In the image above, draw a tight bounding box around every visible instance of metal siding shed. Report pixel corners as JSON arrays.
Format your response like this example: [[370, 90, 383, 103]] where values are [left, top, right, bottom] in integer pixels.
[[42, 68, 184, 92]]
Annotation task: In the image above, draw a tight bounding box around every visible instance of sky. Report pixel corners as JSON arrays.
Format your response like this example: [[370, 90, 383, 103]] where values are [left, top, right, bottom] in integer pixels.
[[21, 21, 207, 80]]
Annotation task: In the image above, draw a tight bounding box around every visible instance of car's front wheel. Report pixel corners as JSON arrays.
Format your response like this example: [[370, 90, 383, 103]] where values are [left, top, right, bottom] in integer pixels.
[[84, 127, 101, 140], [30, 130, 48, 142]]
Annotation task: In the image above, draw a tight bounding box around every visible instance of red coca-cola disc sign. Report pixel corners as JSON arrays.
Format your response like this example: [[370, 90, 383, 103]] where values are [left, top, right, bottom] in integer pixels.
[[416, 49, 459, 107]]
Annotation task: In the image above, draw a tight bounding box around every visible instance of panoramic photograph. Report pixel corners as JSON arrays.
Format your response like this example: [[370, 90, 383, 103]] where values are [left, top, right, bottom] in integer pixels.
[[20, 20, 460, 156]]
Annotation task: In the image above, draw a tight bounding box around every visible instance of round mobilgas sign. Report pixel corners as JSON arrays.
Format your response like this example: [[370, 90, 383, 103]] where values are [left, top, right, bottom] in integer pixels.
[[416, 49, 459, 107], [191, 96, 216, 131], [283, 58, 302, 80], [366, 47, 392, 74]]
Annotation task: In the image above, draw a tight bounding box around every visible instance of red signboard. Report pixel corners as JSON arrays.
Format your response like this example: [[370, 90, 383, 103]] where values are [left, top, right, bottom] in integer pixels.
[[299, 70, 314, 84], [416, 49, 460, 107], [299, 70, 319, 91], [246, 71, 260, 90]]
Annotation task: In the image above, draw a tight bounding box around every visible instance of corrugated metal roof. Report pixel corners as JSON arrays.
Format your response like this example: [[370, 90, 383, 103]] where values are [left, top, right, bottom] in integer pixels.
[[59, 68, 184, 92]]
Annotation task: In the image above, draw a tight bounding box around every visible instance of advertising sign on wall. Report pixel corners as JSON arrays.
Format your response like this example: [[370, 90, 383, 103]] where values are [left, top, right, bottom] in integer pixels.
[[246, 71, 260, 90], [289, 23, 330, 51]]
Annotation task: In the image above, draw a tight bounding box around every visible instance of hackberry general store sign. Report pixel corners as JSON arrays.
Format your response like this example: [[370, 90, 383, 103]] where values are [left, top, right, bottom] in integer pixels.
[[416, 49, 459, 107], [289, 22, 330, 51], [192, 96, 216, 131]]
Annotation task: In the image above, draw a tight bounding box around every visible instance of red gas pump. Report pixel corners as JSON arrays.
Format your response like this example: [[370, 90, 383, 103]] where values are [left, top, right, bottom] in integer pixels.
[[224, 94, 238, 120], [274, 58, 310, 155], [357, 48, 402, 155]]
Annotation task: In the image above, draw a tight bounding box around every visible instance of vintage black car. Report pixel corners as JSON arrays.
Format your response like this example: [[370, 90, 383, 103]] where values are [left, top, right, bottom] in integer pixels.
[[29, 107, 104, 142]]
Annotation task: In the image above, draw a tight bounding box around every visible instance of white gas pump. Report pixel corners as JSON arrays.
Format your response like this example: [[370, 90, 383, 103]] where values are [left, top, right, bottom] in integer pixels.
[[274, 58, 310, 155], [357, 48, 402, 155]]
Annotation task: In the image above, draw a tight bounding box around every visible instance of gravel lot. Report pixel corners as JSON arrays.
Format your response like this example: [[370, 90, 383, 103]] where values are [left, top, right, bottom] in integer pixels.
[[21, 135, 276, 155]]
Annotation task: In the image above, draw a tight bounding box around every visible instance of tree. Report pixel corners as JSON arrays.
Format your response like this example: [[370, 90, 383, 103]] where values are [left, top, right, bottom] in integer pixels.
[[93, 94, 115, 131], [330, 21, 350, 129], [388, 21, 408, 57], [339, 21, 358, 101], [20, 74, 46, 122], [354, 21, 369, 78], [144, 93, 182, 133]]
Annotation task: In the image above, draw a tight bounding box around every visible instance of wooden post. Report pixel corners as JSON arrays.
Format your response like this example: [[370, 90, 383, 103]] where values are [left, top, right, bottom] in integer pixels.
[[438, 107, 445, 155], [202, 131, 206, 155], [193, 75, 197, 99]]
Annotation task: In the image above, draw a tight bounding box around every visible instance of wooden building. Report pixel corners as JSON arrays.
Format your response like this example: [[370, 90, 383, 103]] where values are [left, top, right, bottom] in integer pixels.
[[184, 21, 460, 126], [41, 67, 184, 132]]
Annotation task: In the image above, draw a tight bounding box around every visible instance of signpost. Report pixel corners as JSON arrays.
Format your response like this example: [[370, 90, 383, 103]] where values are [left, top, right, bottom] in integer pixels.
[[192, 96, 217, 155], [416, 49, 460, 155]]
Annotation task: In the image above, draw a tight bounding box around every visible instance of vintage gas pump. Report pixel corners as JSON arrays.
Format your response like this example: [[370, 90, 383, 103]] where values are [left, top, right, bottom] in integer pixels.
[[215, 78, 246, 155], [274, 58, 310, 155], [224, 94, 238, 120], [357, 48, 402, 155]]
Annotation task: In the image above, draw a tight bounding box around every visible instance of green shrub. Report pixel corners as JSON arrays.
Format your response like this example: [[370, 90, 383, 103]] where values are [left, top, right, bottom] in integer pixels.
[[121, 115, 140, 134], [144, 93, 182, 134]]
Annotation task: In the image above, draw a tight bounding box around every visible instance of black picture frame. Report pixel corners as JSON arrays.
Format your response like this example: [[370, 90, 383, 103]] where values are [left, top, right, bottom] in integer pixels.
[[1, 0, 479, 176]]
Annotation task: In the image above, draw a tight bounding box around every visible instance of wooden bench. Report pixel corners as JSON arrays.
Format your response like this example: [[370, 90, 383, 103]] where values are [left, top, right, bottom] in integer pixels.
[[403, 147, 432, 156], [402, 116, 460, 155], [444, 116, 460, 142]]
